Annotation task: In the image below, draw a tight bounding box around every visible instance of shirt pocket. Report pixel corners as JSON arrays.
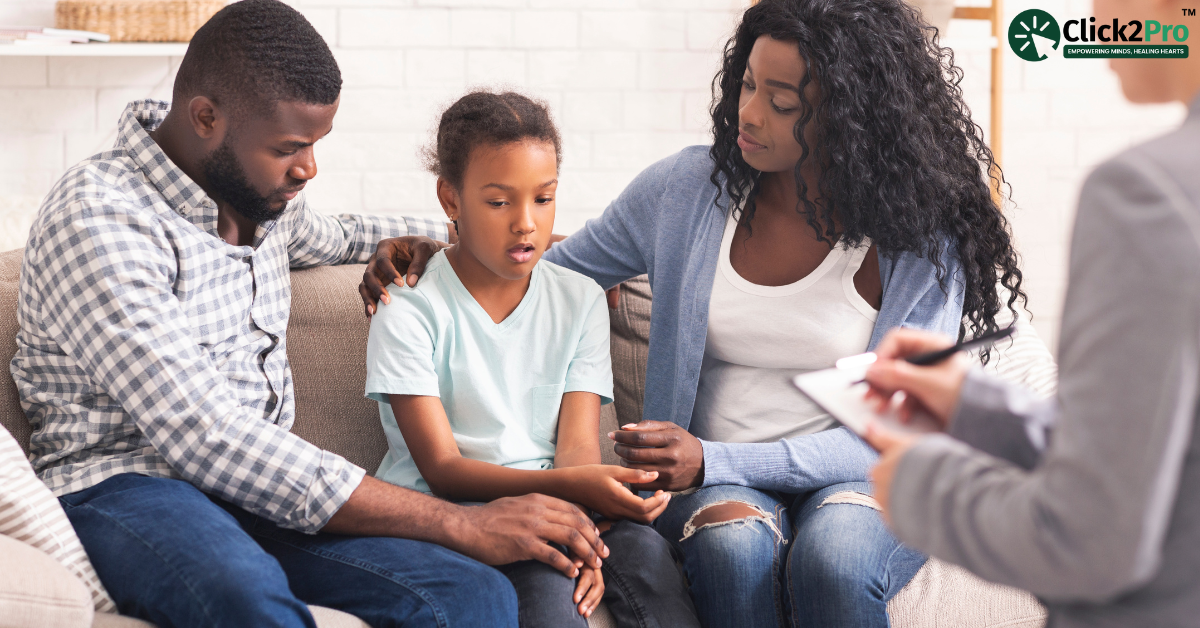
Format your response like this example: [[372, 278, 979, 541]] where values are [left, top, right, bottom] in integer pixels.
[[528, 383, 566, 444]]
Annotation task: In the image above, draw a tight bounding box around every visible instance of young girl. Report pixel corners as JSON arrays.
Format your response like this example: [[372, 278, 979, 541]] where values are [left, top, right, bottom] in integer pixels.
[[364, 91, 699, 628]]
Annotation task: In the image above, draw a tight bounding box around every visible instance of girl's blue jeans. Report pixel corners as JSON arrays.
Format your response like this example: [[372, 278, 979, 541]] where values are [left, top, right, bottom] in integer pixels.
[[654, 481, 926, 628]]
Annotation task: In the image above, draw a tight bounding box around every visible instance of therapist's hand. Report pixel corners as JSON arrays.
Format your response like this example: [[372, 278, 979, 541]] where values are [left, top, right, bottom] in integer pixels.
[[609, 421, 704, 491], [863, 328, 971, 428], [863, 422, 920, 527]]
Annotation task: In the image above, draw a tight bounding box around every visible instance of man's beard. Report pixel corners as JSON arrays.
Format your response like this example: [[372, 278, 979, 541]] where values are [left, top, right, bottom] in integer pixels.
[[199, 141, 288, 224]]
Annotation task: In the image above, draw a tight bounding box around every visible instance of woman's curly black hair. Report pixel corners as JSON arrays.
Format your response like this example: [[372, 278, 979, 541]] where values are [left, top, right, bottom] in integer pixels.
[[710, 0, 1025, 352]]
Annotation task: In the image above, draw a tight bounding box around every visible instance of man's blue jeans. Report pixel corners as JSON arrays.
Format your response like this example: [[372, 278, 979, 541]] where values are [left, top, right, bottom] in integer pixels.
[[654, 482, 925, 628], [58, 474, 518, 628]]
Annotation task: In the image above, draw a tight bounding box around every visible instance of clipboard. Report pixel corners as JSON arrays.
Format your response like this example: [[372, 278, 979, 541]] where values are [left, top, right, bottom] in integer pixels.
[[791, 355, 940, 437]]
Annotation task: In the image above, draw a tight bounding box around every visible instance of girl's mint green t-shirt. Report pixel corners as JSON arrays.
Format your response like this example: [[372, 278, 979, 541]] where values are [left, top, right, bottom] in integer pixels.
[[365, 250, 614, 493]]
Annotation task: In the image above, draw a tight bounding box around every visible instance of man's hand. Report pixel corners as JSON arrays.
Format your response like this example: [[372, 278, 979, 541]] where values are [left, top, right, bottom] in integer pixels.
[[863, 328, 971, 428], [863, 422, 921, 527], [608, 421, 705, 491], [359, 236, 446, 317], [448, 494, 609, 579], [560, 465, 671, 523]]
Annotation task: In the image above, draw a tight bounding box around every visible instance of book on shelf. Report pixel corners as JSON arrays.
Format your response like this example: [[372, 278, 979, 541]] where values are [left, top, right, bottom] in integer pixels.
[[0, 26, 110, 45]]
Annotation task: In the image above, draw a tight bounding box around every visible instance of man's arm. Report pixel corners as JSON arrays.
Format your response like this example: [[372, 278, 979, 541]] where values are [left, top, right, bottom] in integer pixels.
[[286, 194, 451, 268], [324, 474, 607, 577], [34, 204, 363, 533]]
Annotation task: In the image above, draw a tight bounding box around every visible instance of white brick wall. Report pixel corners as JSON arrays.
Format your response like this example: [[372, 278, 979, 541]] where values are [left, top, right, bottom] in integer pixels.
[[0, 0, 1189, 354], [948, 0, 1187, 350]]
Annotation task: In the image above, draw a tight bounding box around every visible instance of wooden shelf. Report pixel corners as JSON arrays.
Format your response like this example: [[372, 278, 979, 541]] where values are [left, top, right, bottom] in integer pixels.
[[0, 43, 188, 56]]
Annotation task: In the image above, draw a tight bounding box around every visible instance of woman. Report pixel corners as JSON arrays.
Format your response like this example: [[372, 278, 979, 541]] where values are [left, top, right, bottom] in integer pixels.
[[362, 0, 1024, 625], [863, 0, 1200, 626]]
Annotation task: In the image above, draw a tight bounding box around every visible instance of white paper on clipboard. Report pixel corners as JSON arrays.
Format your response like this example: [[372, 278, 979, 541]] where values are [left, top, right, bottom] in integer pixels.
[[792, 364, 939, 436]]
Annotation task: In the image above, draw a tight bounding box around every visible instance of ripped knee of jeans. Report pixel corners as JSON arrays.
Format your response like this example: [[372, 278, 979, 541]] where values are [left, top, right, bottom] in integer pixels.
[[817, 491, 880, 511], [680, 500, 785, 544]]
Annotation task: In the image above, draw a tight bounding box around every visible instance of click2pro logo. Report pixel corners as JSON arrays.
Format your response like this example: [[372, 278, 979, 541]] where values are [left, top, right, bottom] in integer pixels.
[[1009, 9, 1061, 62], [1008, 8, 1191, 61]]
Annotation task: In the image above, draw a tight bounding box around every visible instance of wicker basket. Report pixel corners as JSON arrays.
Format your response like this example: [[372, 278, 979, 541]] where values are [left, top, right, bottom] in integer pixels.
[[55, 0, 226, 42]]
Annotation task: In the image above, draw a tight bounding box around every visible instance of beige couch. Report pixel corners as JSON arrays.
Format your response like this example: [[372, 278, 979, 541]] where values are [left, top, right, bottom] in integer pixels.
[[0, 247, 1046, 627]]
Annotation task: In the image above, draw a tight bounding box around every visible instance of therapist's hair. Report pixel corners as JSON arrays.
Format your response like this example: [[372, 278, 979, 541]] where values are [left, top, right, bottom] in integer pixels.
[[423, 90, 563, 190], [710, 0, 1025, 351], [173, 0, 341, 120]]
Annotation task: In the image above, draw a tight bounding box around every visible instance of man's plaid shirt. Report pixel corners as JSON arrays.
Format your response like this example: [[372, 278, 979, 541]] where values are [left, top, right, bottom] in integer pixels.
[[11, 100, 447, 533]]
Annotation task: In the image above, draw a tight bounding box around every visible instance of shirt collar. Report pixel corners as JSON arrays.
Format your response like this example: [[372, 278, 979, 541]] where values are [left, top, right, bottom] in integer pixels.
[[118, 99, 218, 222]]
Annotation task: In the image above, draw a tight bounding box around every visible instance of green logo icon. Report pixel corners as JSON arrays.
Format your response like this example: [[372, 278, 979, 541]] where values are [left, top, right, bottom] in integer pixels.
[[1009, 9, 1061, 61]]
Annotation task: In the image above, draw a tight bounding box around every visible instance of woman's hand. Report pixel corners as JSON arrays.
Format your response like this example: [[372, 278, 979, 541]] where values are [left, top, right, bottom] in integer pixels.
[[560, 465, 671, 523], [863, 328, 971, 429], [862, 422, 921, 527], [609, 421, 705, 490], [359, 236, 447, 317], [571, 552, 604, 618]]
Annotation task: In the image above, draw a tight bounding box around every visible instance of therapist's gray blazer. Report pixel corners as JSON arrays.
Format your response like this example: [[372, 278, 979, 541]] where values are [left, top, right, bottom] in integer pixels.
[[889, 94, 1200, 628]]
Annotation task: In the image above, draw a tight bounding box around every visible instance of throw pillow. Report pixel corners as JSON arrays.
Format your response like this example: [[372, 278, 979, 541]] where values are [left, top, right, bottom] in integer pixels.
[[0, 424, 116, 613]]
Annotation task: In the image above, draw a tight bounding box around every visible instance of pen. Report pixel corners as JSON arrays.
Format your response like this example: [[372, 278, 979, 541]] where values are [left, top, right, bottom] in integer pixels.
[[843, 324, 1016, 384], [903, 324, 1016, 366]]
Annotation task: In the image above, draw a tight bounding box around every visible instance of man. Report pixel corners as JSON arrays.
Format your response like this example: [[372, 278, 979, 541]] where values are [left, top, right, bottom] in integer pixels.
[[862, 0, 1200, 626], [11, 2, 605, 626]]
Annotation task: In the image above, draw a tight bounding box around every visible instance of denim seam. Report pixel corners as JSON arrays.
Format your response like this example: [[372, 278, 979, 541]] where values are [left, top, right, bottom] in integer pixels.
[[248, 529, 452, 628], [597, 525, 652, 627], [772, 502, 789, 628], [880, 541, 911, 600], [602, 557, 652, 628], [66, 503, 231, 626]]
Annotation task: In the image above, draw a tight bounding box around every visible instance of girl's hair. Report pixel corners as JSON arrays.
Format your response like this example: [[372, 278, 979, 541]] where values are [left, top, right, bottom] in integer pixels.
[[710, 0, 1025, 354], [424, 90, 562, 189]]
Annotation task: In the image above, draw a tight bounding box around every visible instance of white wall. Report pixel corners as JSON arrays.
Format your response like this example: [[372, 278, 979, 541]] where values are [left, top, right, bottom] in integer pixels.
[[0, 0, 1189, 353], [0, 0, 736, 241], [949, 0, 1186, 350]]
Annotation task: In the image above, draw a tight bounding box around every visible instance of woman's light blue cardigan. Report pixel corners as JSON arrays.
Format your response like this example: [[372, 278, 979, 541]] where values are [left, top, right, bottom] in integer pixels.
[[544, 146, 964, 493]]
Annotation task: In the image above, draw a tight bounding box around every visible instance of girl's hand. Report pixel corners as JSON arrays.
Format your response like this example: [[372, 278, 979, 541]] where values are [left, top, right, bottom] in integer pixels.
[[561, 465, 671, 523], [572, 557, 604, 618]]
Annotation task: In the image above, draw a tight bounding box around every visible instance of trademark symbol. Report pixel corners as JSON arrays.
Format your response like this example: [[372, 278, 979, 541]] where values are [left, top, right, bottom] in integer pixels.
[[1185, 8, 1197, 16]]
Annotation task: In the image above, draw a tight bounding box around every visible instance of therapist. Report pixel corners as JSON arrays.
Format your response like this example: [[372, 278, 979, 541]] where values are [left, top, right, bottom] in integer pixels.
[[862, 0, 1200, 626]]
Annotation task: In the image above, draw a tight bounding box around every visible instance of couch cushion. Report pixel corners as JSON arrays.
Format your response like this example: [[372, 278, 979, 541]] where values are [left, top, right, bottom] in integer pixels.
[[0, 248, 27, 453], [0, 533, 94, 628], [888, 558, 1044, 628], [286, 263, 389, 472]]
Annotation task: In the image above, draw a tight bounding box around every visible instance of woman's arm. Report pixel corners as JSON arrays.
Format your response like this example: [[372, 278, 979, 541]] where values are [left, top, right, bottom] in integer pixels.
[[698, 427, 877, 492], [387, 394, 667, 521]]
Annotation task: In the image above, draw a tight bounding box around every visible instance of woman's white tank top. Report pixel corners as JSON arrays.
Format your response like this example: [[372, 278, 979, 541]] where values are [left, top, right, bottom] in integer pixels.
[[690, 209, 879, 444]]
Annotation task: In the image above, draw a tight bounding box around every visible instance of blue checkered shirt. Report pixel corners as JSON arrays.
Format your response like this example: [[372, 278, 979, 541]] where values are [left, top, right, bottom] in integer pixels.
[[11, 100, 447, 533]]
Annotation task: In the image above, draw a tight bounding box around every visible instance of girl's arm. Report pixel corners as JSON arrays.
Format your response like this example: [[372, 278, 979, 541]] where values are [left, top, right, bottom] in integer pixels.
[[554, 391, 603, 468], [387, 394, 667, 522]]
